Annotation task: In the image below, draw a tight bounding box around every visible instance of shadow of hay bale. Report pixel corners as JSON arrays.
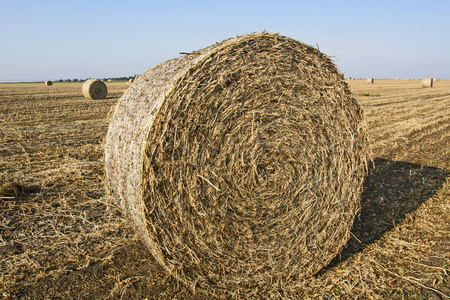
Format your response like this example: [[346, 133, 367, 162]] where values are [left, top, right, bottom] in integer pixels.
[[0, 181, 42, 199], [326, 158, 450, 268]]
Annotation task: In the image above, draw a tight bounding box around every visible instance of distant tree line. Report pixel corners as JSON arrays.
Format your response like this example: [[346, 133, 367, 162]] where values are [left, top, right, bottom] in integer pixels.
[[56, 75, 137, 82]]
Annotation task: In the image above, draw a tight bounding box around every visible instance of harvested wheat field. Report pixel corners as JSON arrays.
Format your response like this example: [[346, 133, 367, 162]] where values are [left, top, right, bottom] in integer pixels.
[[1, 79, 449, 299]]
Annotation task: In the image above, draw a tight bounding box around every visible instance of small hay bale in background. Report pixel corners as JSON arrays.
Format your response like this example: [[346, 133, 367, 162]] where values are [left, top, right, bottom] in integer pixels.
[[82, 79, 107, 99], [104, 32, 369, 296], [367, 77, 374, 84], [422, 77, 433, 88], [45, 80, 53, 86], [128, 77, 135, 84]]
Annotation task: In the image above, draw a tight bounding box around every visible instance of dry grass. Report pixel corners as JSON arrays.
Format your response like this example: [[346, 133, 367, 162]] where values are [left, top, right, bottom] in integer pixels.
[[1, 79, 449, 299]]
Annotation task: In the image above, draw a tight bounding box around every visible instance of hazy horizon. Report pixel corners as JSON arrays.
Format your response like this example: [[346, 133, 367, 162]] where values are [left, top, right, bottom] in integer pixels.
[[1, 0, 449, 82]]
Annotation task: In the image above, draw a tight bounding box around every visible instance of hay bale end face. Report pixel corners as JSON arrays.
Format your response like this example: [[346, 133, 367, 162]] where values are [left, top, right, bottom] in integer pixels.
[[82, 79, 107, 99], [422, 77, 433, 88], [367, 77, 374, 84], [104, 32, 369, 295], [45, 80, 53, 86]]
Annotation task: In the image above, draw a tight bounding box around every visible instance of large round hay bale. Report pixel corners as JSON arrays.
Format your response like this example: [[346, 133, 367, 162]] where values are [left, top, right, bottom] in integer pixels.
[[45, 80, 53, 86], [82, 79, 107, 99], [367, 77, 374, 83], [422, 77, 433, 88], [104, 32, 369, 296]]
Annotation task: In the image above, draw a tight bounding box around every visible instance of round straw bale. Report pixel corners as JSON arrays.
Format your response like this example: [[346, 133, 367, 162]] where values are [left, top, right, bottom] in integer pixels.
[[45, 80, 53, 86], [422, 77, 433, 88], [104, 32, 369, 295], [82, 79, 107, 99], [367, 77, 374, 83]]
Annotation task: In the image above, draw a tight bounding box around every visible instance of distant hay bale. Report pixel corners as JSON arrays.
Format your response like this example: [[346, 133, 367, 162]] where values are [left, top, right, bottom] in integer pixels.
[[45, 80, 53, 86], [104, 32, 369, 295], [82, 79, 107, 99], [422, 77, 433, 88], [128, 78, 134, 84], [367, 77, 374, 83]]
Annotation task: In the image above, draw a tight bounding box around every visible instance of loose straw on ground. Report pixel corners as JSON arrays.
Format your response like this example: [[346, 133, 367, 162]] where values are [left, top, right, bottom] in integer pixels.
[[104, 32, 369, 297]]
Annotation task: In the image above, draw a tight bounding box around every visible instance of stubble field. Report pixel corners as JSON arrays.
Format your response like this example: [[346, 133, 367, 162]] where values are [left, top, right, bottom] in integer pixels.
[[1, 79, 449, 299]]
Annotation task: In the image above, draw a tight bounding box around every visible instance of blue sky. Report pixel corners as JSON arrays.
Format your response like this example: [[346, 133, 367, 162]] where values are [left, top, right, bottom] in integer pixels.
[[1, 0, 449, 81]]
